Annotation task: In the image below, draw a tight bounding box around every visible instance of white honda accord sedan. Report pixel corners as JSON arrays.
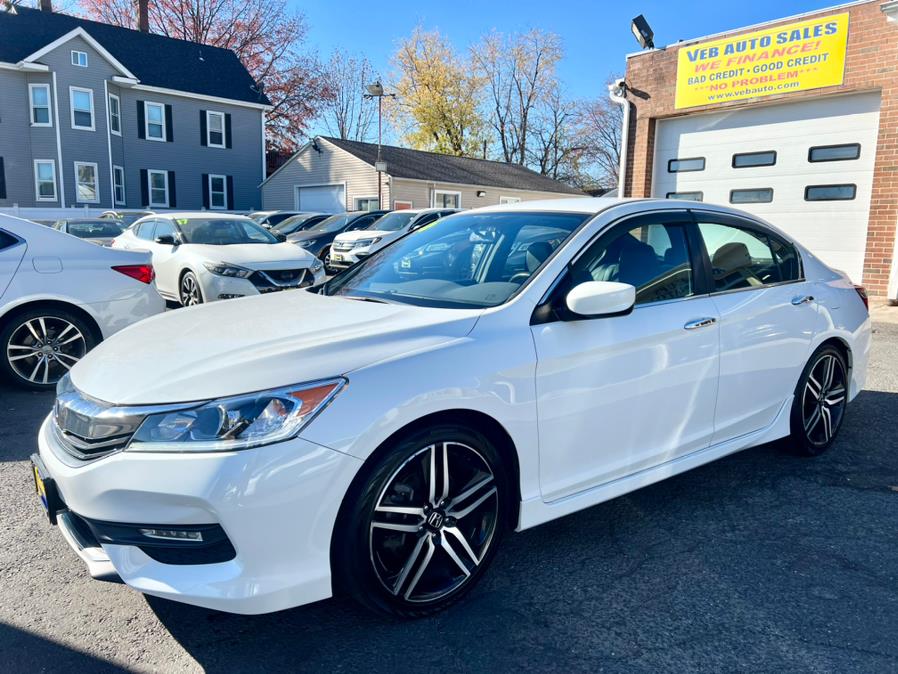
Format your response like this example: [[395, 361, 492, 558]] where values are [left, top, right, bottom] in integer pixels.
[[113, 213, 325, 306], [33, 198, 870, 617]]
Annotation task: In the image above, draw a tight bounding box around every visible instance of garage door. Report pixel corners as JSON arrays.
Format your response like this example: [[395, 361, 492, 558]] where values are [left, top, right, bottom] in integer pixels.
[[294, 184, 345, 213], [653, 93, 881, 282]]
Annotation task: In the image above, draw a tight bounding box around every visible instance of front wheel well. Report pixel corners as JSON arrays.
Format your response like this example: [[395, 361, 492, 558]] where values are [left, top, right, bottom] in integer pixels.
[[0, 300, 103, 343]]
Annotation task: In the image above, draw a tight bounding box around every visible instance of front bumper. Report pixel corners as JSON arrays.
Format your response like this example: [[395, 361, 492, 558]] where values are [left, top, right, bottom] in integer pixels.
[[198, 267, 326, 302], [37, 415, 362, 614], [328, 247, 368, 270]]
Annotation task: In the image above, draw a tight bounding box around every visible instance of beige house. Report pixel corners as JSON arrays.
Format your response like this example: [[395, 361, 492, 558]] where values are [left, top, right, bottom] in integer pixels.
[[260, 136, 584, 213]]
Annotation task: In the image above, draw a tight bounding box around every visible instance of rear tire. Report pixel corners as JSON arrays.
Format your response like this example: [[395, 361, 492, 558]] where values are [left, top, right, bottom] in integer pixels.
[[334, 424, 509, 618], [788, 344, 848, 456], [0, 308, 96, 390]]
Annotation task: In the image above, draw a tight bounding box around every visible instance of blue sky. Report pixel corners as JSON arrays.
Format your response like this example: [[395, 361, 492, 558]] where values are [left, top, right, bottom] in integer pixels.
[[298, 0, 837, 103]]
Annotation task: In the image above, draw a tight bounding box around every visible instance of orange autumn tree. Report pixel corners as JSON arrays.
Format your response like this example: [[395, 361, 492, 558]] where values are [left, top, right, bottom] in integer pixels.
[[80, 0, 328, 154]]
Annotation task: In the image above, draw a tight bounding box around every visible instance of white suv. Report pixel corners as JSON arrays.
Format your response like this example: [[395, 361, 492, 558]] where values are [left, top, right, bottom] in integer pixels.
[[329, 208, 459, 271]]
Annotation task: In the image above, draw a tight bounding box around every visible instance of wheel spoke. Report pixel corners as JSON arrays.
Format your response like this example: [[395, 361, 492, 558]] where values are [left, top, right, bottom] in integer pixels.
[[804, 405, 822, 434], [824, 386, 846, 407], [29, 355, 46, 381], [55, 352, 81, 364], [391, 533, 427, 596], [371, 520, 421, 534], [375, 505, 425, 517], [8, 351, 38, 362], [440, 533, 472, 578], [7, 344, 36, 351], [426, 444, 437, 504], [440, 442, 450, 502], [401, 535, 436, 600], [444, 526, 480, 566], [805, 374, 822, 400], [41, 357, 50, 384], [59, 331, 83, 346], [37, 317, 48, 342], [820, 406, 833, 442], [56, 323, 74, 341], [25, 320, 41, 342], [447, 474, 496, 519], [821, 356, 835, 391]]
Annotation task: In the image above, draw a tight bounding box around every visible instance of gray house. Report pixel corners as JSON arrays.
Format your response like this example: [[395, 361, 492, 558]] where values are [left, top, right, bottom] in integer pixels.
[[262, 137, 585, 213], [0, 4, 269, 212]]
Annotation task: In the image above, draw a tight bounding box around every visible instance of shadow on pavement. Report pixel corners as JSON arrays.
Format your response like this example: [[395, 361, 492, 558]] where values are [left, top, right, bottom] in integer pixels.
[[0, 622, 124, 672], [0, 382, 53, 463]]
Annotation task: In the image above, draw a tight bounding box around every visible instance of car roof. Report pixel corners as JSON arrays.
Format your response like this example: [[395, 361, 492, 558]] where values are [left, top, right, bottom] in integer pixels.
[[154, 212, 253, 220]]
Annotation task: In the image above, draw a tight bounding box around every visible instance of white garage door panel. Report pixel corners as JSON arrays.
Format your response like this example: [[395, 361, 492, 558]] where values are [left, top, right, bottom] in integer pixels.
[[294, 184, 345, 213], [653, 93, 881, 283]]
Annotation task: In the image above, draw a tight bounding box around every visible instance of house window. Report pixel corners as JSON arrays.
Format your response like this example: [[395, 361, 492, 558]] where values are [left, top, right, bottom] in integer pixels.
[[70, 87, 95, 130], [74, 161, 99, 203], [666, 191, 703, 201], [499, 196, 522, 204], [29, 84, 51, 126], [108, 93, 121, 135], [355, 196, 379, 211], [209, 174, 227, 209], [71, 50, 88, 67], [804, 184, 856, 201], [206, 111, 225, 148], [732, 151, 776, 168], [148, 170, 169, 207], [145, 102, 166, 141], [113, 165, 125, 205], [729, 188, 773, 204], [33, 160, 57, 201], [433, 190, 461, 208], [808, 144, 860, 162], [667, 157, 705, 173]]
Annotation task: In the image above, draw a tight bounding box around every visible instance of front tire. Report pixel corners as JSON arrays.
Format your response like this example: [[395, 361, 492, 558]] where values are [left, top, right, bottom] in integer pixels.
[[789, 344, 849, 456], [334, 425, 508, 618], [0, 308, 96, 390], [179, 271, 204, 307]]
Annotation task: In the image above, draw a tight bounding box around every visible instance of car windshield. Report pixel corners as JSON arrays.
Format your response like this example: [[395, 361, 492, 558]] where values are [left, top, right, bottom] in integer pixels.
[[272, 213, 316, 233], [324, 211, 586, 308], [108, 213, 149, 226], [67, 221, 123, 238], [306, 214, 354, 234], [367, 211, 417, 232], [178, 218, 277, 245]]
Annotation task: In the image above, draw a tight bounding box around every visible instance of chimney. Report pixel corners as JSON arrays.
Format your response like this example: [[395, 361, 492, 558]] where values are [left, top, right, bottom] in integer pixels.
[[136, 0, 149, 32], [39, 0, 52, 12]]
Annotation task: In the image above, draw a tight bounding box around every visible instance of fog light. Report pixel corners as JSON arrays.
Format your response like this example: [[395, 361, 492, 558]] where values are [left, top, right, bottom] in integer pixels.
[[139, 528, 204, 542]]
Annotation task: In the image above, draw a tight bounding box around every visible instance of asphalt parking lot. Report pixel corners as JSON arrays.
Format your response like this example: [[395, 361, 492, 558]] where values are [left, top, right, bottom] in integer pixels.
[[1, 323, 896, 673]]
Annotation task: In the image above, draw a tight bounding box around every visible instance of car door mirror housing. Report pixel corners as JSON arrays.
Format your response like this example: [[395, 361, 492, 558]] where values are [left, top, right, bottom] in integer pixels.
[[154, 234, 177, 245], [565, 281, 636, 318]]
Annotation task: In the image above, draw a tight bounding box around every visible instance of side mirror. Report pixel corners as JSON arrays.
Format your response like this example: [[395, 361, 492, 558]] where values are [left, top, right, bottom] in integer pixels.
[[273, 231, 287, 242], [154, 234, 177, 245], [565, 281, 635, 317]]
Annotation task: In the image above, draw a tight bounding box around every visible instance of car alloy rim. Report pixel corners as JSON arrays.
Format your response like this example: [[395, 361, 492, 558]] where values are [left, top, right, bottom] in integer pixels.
[[6, 317, 86, 385], [368, 441, 499, 603], [801, 353, 847, 447], [181, 275, 200, 305]]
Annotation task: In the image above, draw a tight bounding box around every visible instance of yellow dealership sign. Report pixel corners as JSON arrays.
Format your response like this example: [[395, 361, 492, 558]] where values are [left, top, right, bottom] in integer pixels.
[[675, 13, 849, 109]]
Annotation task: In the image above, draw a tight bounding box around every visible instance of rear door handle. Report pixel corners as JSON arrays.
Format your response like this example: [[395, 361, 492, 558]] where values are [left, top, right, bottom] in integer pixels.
[[791, 295, 815, 305], [684, 317, 717, 330]]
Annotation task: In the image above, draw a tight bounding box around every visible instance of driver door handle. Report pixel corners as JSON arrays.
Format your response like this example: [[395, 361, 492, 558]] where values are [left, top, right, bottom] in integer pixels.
[[684, 317, 717, 330]]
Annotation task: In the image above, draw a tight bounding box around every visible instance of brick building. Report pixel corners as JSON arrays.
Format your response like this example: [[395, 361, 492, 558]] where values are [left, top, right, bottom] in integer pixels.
[[620, 0, 898, 300]]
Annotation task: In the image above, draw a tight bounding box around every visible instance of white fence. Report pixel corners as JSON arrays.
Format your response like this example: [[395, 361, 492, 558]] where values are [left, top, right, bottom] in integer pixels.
[[0, 205, 106, 223]]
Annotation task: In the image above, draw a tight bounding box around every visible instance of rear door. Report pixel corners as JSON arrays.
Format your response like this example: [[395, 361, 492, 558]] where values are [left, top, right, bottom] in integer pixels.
[[0, 228, 27, 300], [691, 211, 820, 444], [147, 219, 181, 297]]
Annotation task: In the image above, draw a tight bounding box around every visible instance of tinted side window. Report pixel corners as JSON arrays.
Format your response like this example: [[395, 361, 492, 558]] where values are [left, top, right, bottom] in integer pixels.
[[350, 216, 377, 230], [572, 221, 694, 305], [697, 222, 782, 291], [0, 229, 20, 251], [135, 220, 156, 241], [769, 236, 801, 282], [154, 220, 176, 239]]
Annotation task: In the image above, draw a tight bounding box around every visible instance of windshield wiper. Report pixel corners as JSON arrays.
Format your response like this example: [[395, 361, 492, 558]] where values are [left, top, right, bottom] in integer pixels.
[[343, 295, 391, 304]]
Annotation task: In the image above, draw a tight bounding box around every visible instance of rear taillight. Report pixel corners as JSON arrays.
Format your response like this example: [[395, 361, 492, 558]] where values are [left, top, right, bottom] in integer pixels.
[[112, 264, 155, 284], [854, 285, 868, 311]]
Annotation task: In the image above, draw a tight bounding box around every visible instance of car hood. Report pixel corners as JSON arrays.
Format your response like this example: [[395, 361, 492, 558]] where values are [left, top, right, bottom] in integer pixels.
[[185, 242, 316, 269], [70, 290, 481, 404], [335, 229, 399, 244]]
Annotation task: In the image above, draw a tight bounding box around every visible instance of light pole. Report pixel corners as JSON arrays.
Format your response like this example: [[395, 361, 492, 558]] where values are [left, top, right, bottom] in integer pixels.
[[364, 81, 396, 209]]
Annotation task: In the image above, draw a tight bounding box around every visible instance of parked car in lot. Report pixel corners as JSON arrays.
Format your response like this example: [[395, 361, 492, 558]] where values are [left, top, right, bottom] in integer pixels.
[[270, 212, 330, 237], [248, 211, 303, 229], [112, 212, 325, 306], [32, 198, 870, 618], [52, 218, 125, 246], [288, 210, 389, 269], [100, 210, 154, 228], [329, 208, 459, 271], [0, 214, 163, 389]]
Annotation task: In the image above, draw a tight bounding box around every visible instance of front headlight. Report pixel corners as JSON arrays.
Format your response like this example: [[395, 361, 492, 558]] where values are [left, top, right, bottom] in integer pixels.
[[352, 238, 382, 249], [297, 239, 317, 248], [310, 258, 324, 272], [128, 379, 345, 452], [203, 262, 253, 278]]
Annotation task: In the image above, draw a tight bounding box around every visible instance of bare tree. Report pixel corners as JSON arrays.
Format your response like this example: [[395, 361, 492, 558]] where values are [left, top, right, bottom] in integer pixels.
[[528, 87, 581, 182], [319, 50, 377, 141], [574, 91, 624, 190], [471, 29, 563, 165]]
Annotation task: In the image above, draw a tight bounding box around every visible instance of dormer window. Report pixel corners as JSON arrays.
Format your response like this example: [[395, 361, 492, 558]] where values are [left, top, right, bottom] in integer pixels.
[[71, 50, 88, 67]]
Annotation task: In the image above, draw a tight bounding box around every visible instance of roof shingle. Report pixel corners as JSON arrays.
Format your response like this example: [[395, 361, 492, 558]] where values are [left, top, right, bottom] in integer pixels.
[[322, 137, 584, 195], [0, 7, 269, 105]]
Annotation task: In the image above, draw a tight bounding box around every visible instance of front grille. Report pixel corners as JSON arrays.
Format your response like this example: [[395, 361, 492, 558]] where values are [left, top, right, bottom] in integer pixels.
[[332, 241, 354, 252], [249, 268, 312, 293], [54, 424, 132, 461]]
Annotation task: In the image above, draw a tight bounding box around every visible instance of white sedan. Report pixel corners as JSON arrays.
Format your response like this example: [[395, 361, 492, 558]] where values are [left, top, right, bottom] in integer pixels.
[[329, 208, 459, 271], [113, 213, 325, 306], [0, 214, 164, 389], [33, 198, 870, 617]]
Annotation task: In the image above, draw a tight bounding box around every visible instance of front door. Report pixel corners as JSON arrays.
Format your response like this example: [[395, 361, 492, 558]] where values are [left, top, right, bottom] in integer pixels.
[[691, 212, 820, 443], [531, 211, 720, 501], [147, 219, 182, 297]]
